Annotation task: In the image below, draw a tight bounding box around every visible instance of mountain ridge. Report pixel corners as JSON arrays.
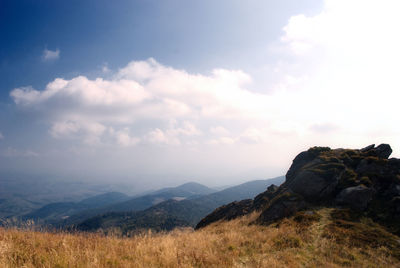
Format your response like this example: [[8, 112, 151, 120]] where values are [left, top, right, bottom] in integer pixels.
[[75, 176, 284, 233]]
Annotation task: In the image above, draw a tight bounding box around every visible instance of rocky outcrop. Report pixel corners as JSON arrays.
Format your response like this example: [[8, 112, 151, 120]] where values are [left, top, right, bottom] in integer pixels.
[[257, 190, 307, 224], [196, 144, 400, 235], [195, 199, 253, 229], [252, 184, 279, 211], [365, 143, 392, 158]]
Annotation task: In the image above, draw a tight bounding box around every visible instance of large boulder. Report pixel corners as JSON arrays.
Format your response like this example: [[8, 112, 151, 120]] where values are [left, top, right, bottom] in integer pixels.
[[287, 167, 343, 202], [336, 185, 375, 210], [285, 147, 331, 184], [284, 148, 347, 202], [391, 197, 400, 213], [370, 144, 392, 159]]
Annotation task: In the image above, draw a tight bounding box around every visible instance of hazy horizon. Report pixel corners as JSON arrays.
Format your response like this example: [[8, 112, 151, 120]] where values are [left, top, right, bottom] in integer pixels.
[[1, 0, 399, 188]]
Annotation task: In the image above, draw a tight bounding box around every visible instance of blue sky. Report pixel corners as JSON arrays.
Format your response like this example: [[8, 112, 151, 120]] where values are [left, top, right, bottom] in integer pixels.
[[0, 0, 321, 99], [1, 0, 399, 189]]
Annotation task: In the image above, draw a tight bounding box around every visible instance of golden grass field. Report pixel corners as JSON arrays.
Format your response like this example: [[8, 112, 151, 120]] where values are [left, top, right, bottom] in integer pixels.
[[0, 209, 399, 268]]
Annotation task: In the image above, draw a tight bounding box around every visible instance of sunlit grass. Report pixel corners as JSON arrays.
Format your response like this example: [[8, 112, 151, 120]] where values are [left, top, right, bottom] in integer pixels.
[[0, 209, 398, 267]]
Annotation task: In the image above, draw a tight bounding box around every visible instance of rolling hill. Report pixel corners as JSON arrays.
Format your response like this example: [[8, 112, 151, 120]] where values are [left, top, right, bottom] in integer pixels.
[[22, 192, 130, 224], [0, 175, 136, 220], [76, 176, 284, 233], [25, 182, 215, 226]]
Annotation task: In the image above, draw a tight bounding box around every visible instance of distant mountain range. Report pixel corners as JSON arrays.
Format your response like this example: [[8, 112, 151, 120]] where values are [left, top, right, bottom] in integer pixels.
[[7, 177, 285, 232], [75, 177, 284, 233], [23, 182, 216, 225], [22, 192, 130, 223], [0, 175, 139, 220]]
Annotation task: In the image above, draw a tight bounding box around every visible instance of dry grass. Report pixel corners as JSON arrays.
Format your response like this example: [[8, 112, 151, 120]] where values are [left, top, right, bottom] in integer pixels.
[[0, 209, 399, 268]]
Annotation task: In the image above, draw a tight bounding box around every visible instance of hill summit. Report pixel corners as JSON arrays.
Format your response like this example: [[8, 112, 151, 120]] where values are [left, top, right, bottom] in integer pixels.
[[196, 144, 400, 235]]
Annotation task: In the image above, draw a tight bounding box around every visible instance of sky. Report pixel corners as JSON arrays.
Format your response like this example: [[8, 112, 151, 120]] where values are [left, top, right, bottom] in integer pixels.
[[1, 0, 400, 189]]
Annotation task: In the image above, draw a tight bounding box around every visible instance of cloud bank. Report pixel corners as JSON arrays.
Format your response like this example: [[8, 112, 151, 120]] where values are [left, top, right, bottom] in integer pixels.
[[11, 58, 273, 148]]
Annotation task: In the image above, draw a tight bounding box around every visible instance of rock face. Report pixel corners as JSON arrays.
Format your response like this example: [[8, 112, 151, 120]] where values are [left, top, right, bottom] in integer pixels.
[[256, 190, 307, 224], [252, 184, 279, 211], [195, 199, 253, 229], [336, 185, 375, 210], [196, 144, 400, 235]]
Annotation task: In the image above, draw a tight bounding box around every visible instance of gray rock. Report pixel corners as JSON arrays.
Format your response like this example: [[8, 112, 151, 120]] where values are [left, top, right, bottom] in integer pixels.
[[374, 144, 392, 159], [395, 185, 400, 195], [304, 210, 315, 216], [267, 184, 279, 193], [361, 144, 375, 152], [388, 158, 400, 172], [384, 184, 400, 198], [257, 190, 307, 224], [336, 185, 375, 210], [360, 144, 392, 159], [285, 147, 330, 184], [195, 199, 253, 229], [355, 159, 370, 174], [253, 184, 280, 210], [391, 196, 400, 213], [287, 168, 343, 201]]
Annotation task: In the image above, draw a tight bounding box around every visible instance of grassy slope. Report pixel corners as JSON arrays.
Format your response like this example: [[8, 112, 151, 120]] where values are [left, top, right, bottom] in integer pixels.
[[0, 208, 399, 267]]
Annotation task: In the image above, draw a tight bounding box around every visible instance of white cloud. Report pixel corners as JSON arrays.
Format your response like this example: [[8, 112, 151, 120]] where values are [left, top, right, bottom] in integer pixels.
[[206, 136, 236, 145], [145, 121, 201, 146], [42, 48, 60, 61], [50, 121, 106, 145], [147, 128, 180, 145], [11, 59, 269, 147], [168, 121, 202, 136], [265, 0, 400, 152], [50, 121, 80, 138], [12, 76, 150, 108], [109, 128, 140, 147], [239, 128, 268, 144], [210, 126, 230, 136], [102, 63, 111, 73]]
